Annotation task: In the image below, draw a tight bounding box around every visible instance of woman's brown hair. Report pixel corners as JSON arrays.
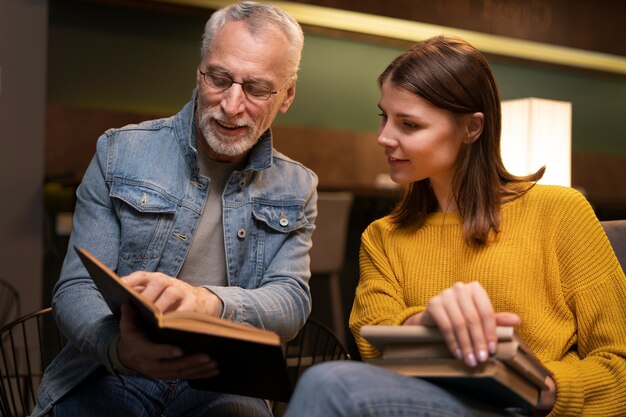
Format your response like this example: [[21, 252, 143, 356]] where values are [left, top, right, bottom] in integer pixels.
[[378, 36, 543, 246]]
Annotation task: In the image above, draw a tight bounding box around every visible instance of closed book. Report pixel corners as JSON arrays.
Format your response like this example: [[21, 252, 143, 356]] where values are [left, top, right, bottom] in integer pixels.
[[369, 356, 540, 409], [361, 325, 551, 409], [361, 325, 515, 347], [75, 247, 293, 402], [379, 339, 548, 389]]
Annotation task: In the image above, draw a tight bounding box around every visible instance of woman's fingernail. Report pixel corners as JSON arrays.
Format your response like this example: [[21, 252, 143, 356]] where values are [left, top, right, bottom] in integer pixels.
[[488, 341, 497, 354], [478, 349, 488, 362], [454, 349, 463, 360], [466, 353, 477, 367]]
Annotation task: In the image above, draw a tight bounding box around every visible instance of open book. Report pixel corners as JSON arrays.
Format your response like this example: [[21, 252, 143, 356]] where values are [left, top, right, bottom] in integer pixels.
[[75, 247, 293, 402], [360, 325, 551, 409]]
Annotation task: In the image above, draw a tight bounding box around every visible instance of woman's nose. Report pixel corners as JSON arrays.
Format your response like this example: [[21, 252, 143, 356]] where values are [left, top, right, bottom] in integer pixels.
[[377, 128, 396, 148]]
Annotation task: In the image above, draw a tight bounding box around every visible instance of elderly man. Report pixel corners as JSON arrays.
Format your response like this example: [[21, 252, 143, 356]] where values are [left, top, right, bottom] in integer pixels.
[[31, 2, 317, 417]]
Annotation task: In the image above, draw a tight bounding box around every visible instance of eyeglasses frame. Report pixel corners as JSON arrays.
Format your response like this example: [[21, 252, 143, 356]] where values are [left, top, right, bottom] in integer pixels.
[[199, 69, 294, 101]]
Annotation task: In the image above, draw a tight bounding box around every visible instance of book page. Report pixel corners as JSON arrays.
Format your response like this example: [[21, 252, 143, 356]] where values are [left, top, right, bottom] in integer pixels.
[[77, 247, 279, 346], [162, 312, 279, 345]]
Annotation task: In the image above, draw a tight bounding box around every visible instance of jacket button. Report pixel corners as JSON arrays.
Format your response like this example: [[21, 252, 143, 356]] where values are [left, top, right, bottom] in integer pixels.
[[279, 217, 289, 227], [237, 228, 246, 239]]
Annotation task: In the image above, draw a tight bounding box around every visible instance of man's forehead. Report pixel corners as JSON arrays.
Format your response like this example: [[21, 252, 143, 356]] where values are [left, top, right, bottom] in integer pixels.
[[201, 33, 291, 82]]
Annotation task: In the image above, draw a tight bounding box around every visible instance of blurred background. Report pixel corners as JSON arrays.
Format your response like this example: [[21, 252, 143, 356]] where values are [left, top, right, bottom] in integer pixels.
[[1, 0, 625, 359]]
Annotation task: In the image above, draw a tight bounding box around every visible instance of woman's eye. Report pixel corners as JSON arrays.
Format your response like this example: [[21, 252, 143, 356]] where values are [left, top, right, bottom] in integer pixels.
[[403, 121, 418, 129]]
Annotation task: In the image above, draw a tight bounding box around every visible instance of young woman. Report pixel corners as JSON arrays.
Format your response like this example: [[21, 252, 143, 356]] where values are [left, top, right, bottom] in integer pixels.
[[283, 36, 626, 417]]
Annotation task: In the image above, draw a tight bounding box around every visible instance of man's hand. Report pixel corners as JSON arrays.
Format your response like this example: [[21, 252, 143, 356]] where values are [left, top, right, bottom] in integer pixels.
[[117, 304, 220, 379], [121, 271, 222, 316]]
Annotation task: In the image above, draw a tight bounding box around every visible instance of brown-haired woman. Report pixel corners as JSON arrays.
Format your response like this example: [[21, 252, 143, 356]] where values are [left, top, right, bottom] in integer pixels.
[[283, 35, 626, 417]]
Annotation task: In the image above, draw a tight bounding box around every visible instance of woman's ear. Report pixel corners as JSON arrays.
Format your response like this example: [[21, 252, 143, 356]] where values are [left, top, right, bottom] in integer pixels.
[[464, 112, 484, 144]]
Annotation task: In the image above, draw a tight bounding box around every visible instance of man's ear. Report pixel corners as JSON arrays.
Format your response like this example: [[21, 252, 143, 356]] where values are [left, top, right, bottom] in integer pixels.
[[464, 112, 484, 143], [278, 80, 297, 113]]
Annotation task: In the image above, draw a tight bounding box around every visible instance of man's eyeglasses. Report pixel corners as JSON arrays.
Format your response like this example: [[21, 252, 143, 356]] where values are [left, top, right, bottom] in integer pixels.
[[199, 70, 292, 101]]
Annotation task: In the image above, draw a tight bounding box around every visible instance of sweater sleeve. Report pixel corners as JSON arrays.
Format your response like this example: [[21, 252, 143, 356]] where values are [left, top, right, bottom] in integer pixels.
[[545, 188, 626, 417], [349, 221, 425, 359]]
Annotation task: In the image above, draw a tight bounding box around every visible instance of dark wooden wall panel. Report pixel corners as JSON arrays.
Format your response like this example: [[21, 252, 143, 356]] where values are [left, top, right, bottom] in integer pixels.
[[287, 0, 626, 57], [79, 0, 626, 58], [45, 104, 163, 182], [46, 105, 626, 217]]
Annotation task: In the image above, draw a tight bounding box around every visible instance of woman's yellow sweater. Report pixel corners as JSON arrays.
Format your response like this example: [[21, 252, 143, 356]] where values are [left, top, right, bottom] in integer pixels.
[[350, 185, 626, 417]]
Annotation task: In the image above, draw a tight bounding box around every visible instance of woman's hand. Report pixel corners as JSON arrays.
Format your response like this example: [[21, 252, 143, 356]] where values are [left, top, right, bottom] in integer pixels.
[[404, 281, 520, 367]]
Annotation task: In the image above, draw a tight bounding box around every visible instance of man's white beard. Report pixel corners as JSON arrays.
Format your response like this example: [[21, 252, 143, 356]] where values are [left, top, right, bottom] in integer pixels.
[[197, 105, 259, 157]]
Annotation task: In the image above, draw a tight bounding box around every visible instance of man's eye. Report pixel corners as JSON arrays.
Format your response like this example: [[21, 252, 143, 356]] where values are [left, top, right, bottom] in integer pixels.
[[210, 74, 232, 87], [245, 83, 271, 97]]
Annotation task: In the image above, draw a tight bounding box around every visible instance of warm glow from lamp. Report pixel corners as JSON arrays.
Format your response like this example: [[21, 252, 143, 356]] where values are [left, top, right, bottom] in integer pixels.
[[501, 98, 572, 187]]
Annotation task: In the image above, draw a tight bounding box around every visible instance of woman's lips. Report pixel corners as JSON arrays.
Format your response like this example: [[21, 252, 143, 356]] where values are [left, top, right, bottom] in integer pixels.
[[388, 156, 408, 167]]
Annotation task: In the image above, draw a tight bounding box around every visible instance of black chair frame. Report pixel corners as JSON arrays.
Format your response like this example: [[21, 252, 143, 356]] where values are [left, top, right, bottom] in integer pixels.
[[0, 307, 65, 417]]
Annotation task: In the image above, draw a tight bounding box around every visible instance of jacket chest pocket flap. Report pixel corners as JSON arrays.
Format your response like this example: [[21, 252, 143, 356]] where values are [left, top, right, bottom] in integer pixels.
[[252, 202, 308, 233], [110, 183, 177, 213]]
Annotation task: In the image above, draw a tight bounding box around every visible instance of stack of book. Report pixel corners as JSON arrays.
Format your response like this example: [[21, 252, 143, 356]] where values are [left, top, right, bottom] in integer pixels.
[[360, 325, 551, 409]]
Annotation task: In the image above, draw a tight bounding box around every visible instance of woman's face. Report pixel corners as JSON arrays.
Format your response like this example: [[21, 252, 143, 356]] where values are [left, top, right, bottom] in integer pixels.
[[376, 81, 470, 188]]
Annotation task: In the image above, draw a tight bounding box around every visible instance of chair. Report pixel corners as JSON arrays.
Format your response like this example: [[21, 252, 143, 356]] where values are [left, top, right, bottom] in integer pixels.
[[0, 280, 20, 329], [273, 317, 351, 416], [0, 307, 65, 417], [284, 317, 351, 382], [1, 311, 348, 417], [309, 192, 354, 347], [601, 220, 626, 271]]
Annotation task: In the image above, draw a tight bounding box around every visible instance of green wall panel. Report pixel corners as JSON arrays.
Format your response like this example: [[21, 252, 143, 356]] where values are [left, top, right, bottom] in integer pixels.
[[48, 0, 626, 154]]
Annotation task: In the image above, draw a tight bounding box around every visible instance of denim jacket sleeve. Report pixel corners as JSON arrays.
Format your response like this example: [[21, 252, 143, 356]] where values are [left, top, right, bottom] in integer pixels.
[[51, 134, 123, 369], [209, 174, 318, 342]]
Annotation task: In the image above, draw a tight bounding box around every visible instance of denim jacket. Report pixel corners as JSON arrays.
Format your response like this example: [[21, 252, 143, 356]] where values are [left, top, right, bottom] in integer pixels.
[[30, 91, 318, 417]]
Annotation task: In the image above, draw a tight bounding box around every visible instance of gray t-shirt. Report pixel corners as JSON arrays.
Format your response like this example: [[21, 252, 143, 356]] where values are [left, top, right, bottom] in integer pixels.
[[177, 150, 240, 287]]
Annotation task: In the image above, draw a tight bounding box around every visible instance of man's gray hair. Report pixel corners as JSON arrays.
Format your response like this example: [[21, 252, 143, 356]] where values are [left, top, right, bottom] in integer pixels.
[[200, 1, 304, 76]]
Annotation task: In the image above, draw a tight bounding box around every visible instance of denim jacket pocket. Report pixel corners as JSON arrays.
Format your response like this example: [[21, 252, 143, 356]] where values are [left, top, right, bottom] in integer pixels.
[[110, 183, 177, 213], [110, 183, 177, 267], [251, 200, 308, 233]]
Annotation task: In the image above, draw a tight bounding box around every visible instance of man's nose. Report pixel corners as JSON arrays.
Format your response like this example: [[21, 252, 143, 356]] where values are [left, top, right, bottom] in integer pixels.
[[220, 84, 246, 116]]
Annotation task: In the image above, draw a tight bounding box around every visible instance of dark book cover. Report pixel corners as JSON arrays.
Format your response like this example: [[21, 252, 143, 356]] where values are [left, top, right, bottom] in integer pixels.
[[75, 246, 293, 402]]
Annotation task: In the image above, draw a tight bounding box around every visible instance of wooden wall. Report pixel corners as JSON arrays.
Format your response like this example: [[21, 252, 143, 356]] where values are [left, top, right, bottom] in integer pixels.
[[287, 0, 626, 58], [46, 105, 626, 218]]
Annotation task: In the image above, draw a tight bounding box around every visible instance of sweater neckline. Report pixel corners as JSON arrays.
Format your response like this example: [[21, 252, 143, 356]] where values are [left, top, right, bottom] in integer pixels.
[[424, 211, 462, 226]]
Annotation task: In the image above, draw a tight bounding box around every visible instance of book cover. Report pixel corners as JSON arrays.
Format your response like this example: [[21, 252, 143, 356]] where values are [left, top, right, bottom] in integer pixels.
[[370, 357, 540, 408], [378, 339, 548, 388], [361, 325, 551, 409], [75, 247, 293, 402]]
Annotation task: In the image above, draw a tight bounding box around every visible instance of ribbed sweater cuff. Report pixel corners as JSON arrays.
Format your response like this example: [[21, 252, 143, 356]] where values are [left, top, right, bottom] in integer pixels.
[[545, 361, 584, 416]]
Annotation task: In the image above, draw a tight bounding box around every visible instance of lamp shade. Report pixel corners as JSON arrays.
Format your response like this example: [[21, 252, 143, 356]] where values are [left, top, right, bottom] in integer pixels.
[[501, 98, 572, 187]]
